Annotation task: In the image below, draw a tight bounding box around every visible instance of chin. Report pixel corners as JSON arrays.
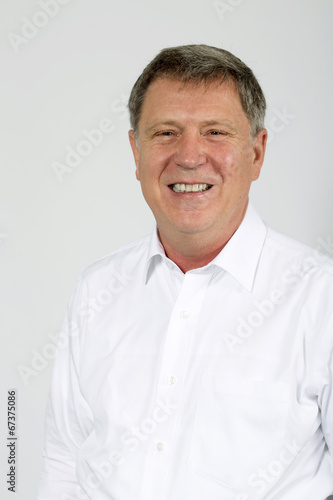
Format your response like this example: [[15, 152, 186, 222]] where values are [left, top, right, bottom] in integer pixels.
[[173, 221, 211, 235]]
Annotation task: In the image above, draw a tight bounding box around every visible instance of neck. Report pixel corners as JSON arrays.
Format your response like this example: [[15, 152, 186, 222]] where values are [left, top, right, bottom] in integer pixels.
[[160, 237, 227, 273], [157, 201, 249, 273], [158, 219, 244, 274]]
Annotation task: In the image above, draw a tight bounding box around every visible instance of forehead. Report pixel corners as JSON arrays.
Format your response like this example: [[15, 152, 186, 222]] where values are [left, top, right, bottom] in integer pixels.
[[139, 77, 246, 125]]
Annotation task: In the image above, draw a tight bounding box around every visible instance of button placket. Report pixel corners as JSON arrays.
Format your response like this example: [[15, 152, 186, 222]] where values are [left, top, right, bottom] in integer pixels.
[[138, 272, 211, 500]]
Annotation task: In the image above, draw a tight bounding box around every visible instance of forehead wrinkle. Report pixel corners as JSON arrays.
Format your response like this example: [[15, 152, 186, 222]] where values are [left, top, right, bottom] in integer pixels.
[[139, 78, 247, 137]]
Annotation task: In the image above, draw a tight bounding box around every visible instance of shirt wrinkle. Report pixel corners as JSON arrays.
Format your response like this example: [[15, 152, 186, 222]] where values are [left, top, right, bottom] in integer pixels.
[[37, 202, 333, 500]]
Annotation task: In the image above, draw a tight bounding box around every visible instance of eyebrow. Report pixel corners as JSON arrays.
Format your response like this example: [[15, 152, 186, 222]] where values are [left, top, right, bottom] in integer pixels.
[[144, 120, 179, 134], [200, 119, 237, 131], [144, 119, 237, 134]]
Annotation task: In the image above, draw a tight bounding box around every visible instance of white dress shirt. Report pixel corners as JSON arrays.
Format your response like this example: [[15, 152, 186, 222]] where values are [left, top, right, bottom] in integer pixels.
[[37, 203, 333, 500]]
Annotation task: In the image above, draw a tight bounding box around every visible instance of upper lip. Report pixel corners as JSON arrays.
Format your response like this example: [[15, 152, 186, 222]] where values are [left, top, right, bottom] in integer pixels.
[[168, 182, 213, 185]]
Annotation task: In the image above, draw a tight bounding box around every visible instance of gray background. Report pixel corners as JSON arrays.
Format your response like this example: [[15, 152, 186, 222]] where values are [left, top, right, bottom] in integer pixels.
[[1, 0, 332, 499]]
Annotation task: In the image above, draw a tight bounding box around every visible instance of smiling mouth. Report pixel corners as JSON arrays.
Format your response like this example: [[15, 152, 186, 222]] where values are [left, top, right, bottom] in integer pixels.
[[169, 183, 212, 193]]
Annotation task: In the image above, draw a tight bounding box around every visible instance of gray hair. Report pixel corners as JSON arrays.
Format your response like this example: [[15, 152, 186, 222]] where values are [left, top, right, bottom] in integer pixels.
[[128, 44, 266, 139]]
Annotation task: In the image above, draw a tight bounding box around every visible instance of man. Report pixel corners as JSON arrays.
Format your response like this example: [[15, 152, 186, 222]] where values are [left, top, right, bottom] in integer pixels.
[[37, 45, 333, 500]]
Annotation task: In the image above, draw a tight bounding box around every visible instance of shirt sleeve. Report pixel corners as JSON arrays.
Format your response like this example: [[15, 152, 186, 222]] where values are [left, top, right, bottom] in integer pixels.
[[36, 278, 94, 500], [317, 311, 333, 458]]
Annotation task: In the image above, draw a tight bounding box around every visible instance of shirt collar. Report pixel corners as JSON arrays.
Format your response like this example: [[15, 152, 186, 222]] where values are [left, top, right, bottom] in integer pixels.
[[144, 202, 267, 292], [144, 226, 167, 283], [210, 202, 267, 292]]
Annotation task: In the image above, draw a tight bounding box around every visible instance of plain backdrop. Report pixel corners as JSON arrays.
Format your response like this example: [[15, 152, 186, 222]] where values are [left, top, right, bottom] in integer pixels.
[[1, 1, 332, 499]]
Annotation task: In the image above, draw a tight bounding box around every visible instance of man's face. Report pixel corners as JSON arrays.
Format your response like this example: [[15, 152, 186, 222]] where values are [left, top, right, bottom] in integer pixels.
[[129, 77, 267, 244]]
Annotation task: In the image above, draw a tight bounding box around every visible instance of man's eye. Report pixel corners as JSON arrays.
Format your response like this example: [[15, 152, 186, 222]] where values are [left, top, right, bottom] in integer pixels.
[[155, 131, 175, 137], [209, 130, 226, 136]]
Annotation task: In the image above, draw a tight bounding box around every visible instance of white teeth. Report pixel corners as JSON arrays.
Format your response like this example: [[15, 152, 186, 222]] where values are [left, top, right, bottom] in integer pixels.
[[172, 183, 210, 193]]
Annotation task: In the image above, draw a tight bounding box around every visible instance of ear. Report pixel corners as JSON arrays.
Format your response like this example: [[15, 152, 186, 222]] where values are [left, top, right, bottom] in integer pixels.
[[251, 128, 268, 181], [128, 130, 140, 181]]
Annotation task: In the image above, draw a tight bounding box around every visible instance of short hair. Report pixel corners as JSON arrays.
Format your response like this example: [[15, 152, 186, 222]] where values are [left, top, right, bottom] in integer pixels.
[[128, 44, 266, 139]]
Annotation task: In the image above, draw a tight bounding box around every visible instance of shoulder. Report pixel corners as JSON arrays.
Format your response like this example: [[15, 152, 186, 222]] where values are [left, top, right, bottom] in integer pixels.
[[80, 233, 151, 287], [263, 224, 333, 283]]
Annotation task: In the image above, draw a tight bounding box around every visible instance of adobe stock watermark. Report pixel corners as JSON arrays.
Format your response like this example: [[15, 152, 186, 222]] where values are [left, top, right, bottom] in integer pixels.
[[77, 267, 133, 323], [223, 234, 332, 353], [52, 94, 129, 183], [17, 266, 132, 385], [7, 0, 74, 54], [17, 320, 80, 386], [60, 396, 179, 499], [266, 107, 296, 144], [213, 0, 245, 22], [235, 440, 302, 500]]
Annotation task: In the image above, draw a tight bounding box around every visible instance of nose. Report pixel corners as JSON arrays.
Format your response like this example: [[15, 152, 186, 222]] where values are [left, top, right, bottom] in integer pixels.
[[174, 131, 206, 169]]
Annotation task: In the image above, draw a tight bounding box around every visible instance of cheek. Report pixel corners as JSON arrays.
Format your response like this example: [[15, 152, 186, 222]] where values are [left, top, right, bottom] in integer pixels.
[[214, 149, 237, 179], [140, 149, 170, 180], [214, 145, 252, 181]]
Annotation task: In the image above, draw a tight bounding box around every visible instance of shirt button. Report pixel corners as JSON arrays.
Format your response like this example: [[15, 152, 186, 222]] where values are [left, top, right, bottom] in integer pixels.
[[167, 376, 177, 385], [179, 310, 190, 319], [156, 442, 164, 451]]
